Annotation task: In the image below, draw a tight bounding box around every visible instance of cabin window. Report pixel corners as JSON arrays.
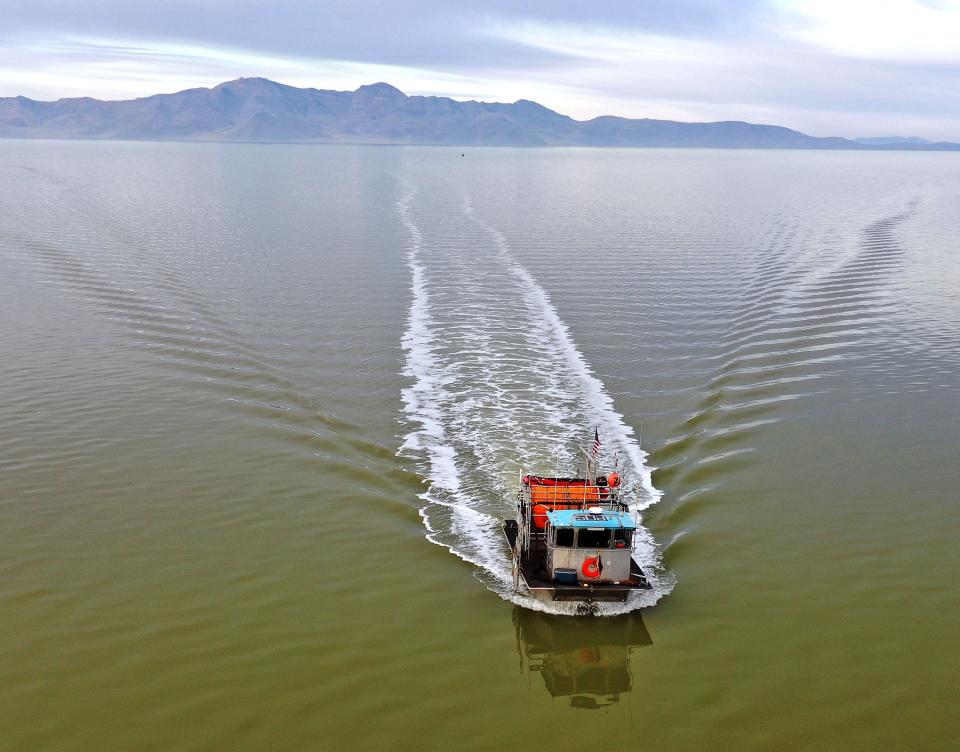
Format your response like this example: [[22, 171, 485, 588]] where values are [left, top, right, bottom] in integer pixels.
[[614, 529, 633, 547], [577, 528, 611, 548], [554, 527, 574, 548]]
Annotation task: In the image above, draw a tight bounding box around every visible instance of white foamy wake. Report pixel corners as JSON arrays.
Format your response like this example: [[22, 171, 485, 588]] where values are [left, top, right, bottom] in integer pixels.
[[398, 187, 672, 614]]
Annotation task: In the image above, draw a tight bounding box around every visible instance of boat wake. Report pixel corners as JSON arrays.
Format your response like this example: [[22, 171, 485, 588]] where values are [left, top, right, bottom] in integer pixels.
[[647, 199, 921, 537], [0, 166, 411, 499], [397, 187, 672, 615]]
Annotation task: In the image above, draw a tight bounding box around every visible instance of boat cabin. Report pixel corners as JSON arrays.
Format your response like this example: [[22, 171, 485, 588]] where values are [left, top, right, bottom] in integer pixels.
[[545, 509, 636, 585]]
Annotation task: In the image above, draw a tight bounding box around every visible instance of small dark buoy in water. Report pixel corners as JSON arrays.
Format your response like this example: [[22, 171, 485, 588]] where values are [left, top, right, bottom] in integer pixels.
[[461, 153, 464, 157]]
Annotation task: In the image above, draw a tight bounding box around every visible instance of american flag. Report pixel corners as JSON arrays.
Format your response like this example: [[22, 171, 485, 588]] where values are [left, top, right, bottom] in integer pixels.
[[591, 428, 602, 458]]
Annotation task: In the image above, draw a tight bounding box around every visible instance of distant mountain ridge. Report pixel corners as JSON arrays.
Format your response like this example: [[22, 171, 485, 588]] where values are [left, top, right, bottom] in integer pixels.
[[2, 77, 958, 150]]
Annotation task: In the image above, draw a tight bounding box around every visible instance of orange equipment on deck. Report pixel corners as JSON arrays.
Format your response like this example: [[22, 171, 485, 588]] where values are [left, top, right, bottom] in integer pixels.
[[524, 476, 604, 529]]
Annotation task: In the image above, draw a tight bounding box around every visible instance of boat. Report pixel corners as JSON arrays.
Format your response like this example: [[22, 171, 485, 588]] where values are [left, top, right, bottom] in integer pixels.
[[503, 443, 652, 604]]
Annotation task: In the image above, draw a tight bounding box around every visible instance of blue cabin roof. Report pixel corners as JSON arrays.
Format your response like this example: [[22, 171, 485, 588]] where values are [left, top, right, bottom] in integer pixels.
[[546, 509, 636, 529]]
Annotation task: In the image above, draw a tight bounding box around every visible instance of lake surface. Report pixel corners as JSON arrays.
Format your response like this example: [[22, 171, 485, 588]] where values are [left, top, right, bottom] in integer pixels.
[[1, 142, 958, 751]]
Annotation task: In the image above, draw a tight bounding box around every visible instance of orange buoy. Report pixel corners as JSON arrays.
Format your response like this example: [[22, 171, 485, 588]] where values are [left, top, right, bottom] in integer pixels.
[[608, 471, 620, 488], [531, 503, 549, 530], [581, 555, 602, 579]]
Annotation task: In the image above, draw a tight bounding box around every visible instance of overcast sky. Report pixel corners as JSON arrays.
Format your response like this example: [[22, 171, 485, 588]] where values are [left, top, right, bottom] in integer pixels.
[[2, 0, 959, 139]]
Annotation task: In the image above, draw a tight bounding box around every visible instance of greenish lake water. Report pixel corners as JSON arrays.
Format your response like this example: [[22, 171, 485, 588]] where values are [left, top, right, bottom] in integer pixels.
[[1, 141, 958, 751]]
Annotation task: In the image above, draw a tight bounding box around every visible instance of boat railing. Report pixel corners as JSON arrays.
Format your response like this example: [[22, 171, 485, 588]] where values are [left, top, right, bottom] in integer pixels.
[[516, 484, 630, 554]]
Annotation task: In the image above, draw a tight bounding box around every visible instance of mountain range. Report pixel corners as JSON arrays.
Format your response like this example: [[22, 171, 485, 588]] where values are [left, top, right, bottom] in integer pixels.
[[2, 77, 958, 150]]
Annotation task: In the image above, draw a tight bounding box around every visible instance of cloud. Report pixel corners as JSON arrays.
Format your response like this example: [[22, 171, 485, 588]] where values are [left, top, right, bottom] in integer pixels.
[[0, 1, 774, 74], [777, 0, 960, 63], [482, 19, 960, 131]]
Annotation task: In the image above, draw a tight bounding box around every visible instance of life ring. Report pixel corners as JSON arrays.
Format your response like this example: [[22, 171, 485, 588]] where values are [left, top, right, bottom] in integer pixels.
[[581, 555, 602, 579]]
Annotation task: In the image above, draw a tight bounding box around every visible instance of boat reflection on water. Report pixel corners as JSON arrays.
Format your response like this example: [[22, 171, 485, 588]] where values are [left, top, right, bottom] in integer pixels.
[[512, 607, 653, 710]]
